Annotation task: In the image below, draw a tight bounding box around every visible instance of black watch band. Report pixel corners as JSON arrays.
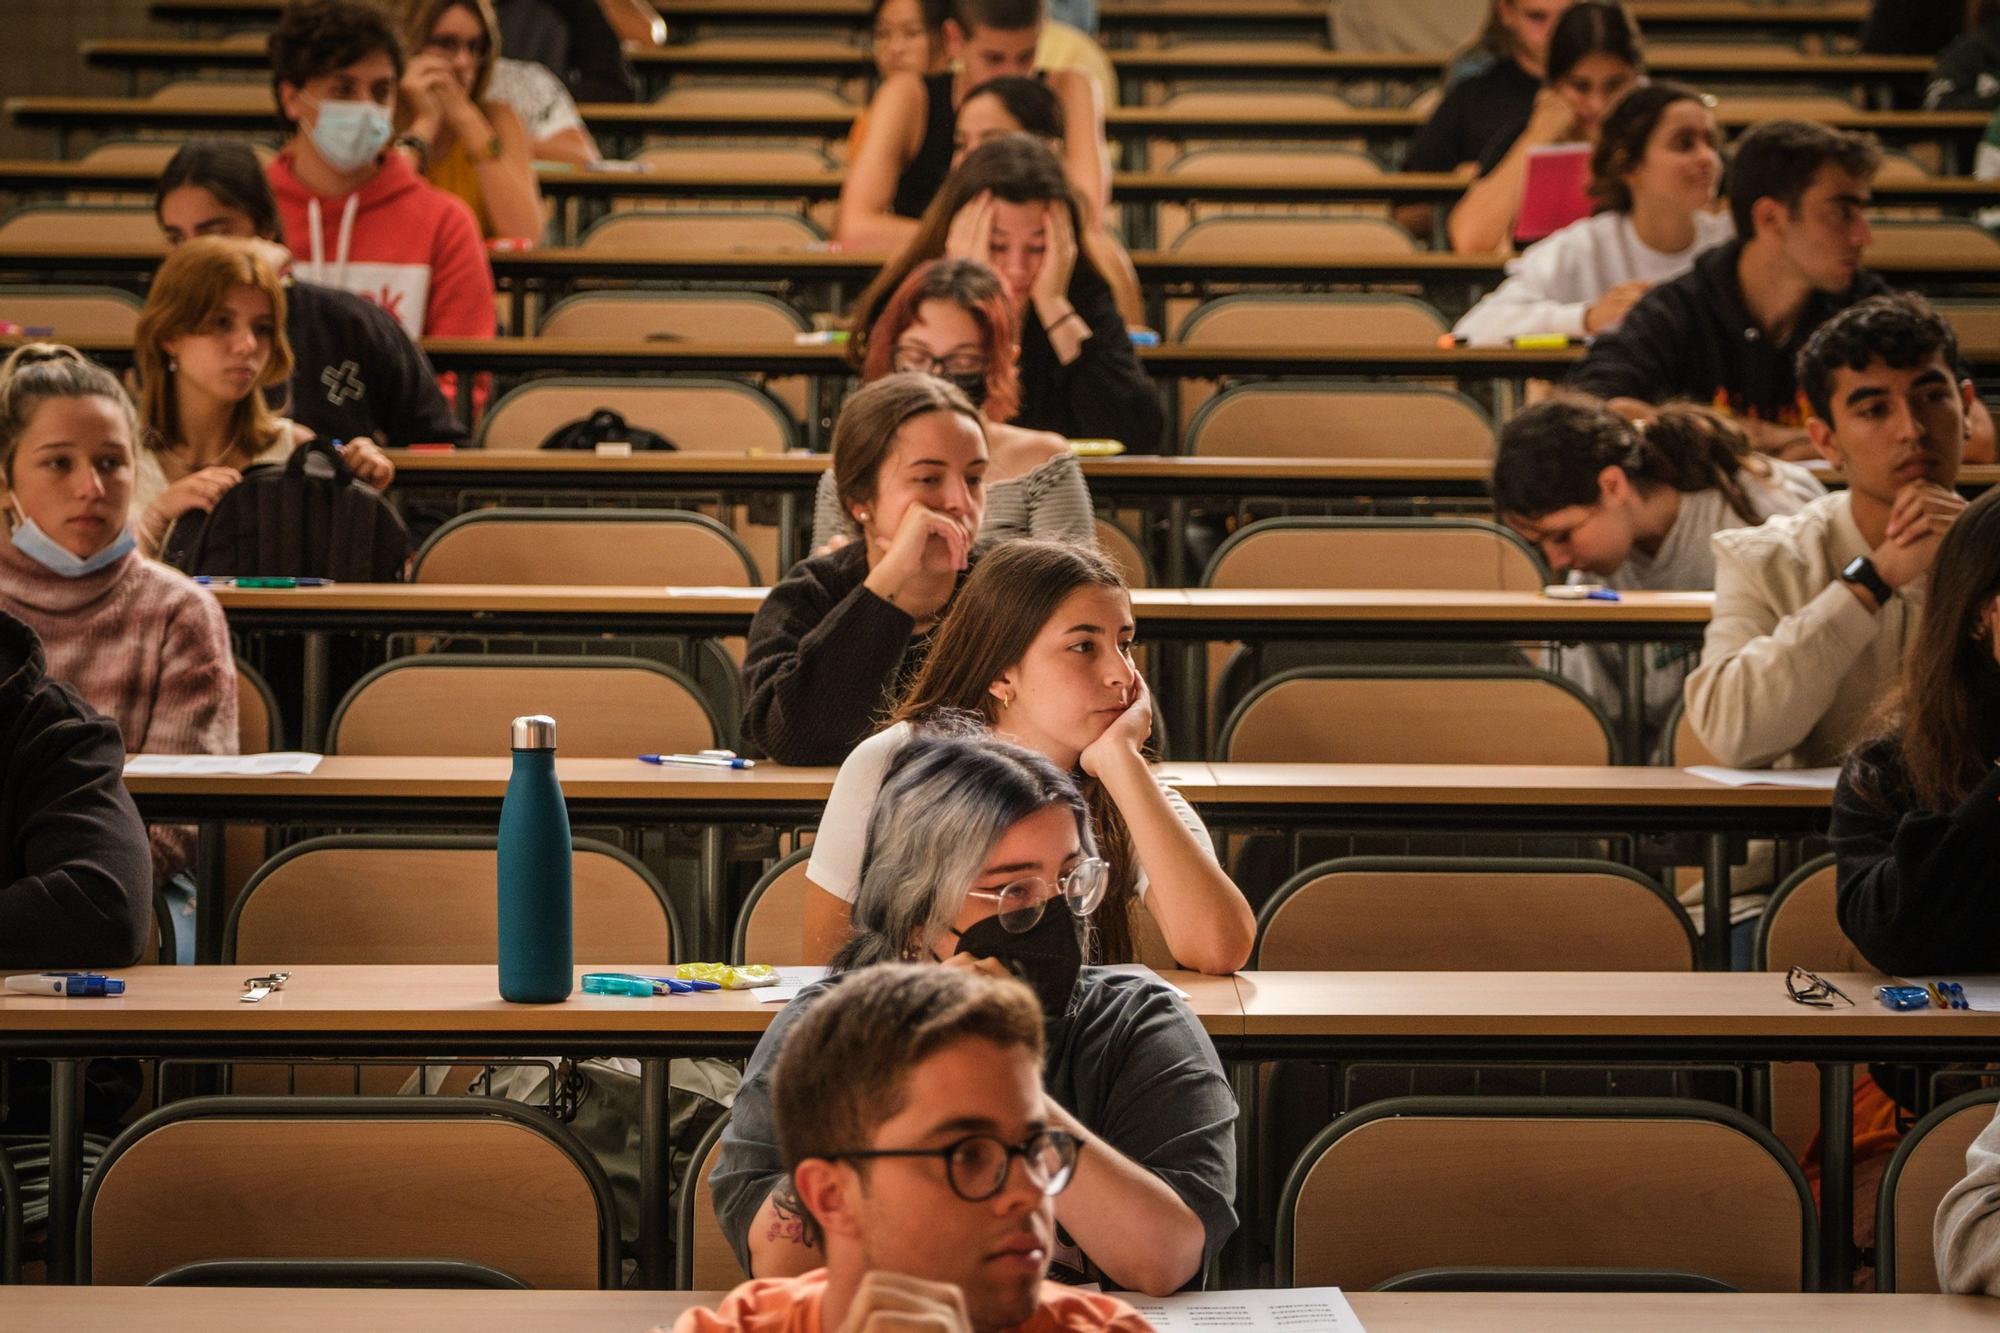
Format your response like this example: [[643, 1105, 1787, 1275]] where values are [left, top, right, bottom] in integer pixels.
[[1841, 554, 1894, 606]]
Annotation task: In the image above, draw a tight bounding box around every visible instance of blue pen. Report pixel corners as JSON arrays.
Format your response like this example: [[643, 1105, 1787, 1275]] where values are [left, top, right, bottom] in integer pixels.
[[1585, 588, 1622, 602], [638, 753, 755, 770], [5, 972, 124, 997], [641, 974, 721, 992]]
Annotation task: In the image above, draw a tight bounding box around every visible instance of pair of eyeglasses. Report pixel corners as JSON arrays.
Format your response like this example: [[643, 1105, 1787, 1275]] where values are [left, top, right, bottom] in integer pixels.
[[890, 345, 988, 378], [966, 858, 1110, 933], [1786, 966, 1854, 1008], [830, 1128, 1080, 1202], [424, 34, 490, 58]]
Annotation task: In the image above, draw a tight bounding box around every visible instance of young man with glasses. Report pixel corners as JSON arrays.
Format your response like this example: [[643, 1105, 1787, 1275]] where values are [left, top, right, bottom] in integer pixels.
[[675, 964, 1152, 1332]]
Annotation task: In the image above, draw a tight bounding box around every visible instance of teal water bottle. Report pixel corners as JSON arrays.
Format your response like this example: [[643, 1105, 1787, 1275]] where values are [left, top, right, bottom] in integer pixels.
[[498, 714, 573, 1003]]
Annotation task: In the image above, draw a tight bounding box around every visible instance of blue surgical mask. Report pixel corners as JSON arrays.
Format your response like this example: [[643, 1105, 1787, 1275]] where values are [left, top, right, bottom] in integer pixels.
[[308, 97, 393, 173], [9, 514, 136, 578]]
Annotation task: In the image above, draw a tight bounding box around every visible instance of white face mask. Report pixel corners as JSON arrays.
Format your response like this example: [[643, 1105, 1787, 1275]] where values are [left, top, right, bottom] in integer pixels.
[[307, 96, 393, 173], [9, 512, 135, 578]]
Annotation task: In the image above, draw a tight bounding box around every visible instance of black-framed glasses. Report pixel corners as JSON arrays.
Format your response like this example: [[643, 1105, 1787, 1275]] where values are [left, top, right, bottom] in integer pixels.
[[1786, 965, 1853, 1008], [830, 1128, 1080, 1202], [890, 344, 988, 378], [965, 858, 1110, 933]]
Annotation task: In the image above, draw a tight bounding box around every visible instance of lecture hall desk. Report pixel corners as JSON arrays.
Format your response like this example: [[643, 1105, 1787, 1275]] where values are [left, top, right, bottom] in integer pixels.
[[6, 966, 1991, 1289], [126, 756, 1822, 967], [3, 1288, 1997, 1330]]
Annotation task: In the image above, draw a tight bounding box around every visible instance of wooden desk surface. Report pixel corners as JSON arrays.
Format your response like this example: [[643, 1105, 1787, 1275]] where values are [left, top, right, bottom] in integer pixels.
[[1, 1288, 1993, 1332], [1230, 971, 1981, 1039], [1197, 762, 1831, 809], [0, 963, 1242, 1035], [1164, 588, 1715, 626], [121, 753, 844, 801]]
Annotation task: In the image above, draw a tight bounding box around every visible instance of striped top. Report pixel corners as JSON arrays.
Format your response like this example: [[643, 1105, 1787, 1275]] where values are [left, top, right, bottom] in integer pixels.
[[807, 450, 1097, 560]]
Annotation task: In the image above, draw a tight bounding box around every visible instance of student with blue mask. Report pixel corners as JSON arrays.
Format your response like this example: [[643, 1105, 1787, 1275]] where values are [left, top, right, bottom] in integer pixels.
[[0, 344, 237, 959]]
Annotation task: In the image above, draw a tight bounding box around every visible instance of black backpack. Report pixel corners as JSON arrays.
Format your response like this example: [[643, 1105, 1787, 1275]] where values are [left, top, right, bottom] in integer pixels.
[[160, 438, 411, 582], [539, 407, 676, 452]]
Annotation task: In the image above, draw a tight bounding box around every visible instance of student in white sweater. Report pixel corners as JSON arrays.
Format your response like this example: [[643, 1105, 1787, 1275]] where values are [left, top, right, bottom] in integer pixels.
[[1493, 396, 1824, 754], [1454, 81, 1731, 345]]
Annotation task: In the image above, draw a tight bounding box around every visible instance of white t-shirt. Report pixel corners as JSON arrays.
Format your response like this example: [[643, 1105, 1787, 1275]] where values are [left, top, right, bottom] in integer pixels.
[[1452, 209, 1736, 344], [487, 57, 586, 144], [806, 720, 1215, 903]]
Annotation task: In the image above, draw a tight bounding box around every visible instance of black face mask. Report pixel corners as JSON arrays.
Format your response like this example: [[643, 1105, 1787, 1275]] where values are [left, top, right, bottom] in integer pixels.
[[954, 905, 1082, 1024], [944, 369, 990, 410]]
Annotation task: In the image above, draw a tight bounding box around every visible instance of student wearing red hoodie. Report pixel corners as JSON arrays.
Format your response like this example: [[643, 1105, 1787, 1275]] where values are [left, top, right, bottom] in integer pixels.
[[265, 0, 496, 353]]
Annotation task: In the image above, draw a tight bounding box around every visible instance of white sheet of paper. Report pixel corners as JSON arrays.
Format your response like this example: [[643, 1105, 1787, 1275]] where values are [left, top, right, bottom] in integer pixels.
[[1686, 765, 1840, 790], [125, 752, 323, 776], [1125, 1287, 1365, 1332], [1098, 962, 1192, 1000], [757, 966, 830, 1004], [1903, 976, 2000, 1011]]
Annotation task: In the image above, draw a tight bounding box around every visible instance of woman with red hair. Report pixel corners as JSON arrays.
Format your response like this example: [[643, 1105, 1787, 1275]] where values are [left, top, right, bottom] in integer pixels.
[[810, 256, 1096, 554]]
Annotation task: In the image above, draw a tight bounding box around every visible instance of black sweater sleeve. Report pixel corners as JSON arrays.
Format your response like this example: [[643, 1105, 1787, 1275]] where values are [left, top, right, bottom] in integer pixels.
[[1568, 283, 1692, 404], [737, 549, 918, 766], [1034, 271, 1166, 455], [1832, 743, 2000, 976], [0, 690, 151, 969], [368, 309, 467, 446]]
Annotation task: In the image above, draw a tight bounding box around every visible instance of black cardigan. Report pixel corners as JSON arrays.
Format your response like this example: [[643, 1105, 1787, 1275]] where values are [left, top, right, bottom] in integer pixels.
[[738, 542, 954, 766], [1017, 263, 1165, 455], [1831, 734, 2000, 976], [0, 611, 151, 969]]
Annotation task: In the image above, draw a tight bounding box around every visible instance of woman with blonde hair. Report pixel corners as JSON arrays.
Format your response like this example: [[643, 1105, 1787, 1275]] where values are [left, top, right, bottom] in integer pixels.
[[133, 236, 393, 556], [396, 0, 544, 239]]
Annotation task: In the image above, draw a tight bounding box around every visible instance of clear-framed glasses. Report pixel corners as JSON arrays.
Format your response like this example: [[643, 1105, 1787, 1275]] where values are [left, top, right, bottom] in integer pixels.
[[424, 34, 491, 59], [890, 344, 988, 378], [1786, 965, 1853, 1009], [965, 858, 1110, 933], [830, 1128, 1080, 1202]]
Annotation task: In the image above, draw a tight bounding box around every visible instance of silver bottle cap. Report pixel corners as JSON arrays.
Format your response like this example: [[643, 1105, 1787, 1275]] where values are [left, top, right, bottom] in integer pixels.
[[510, 715, 557, 750]]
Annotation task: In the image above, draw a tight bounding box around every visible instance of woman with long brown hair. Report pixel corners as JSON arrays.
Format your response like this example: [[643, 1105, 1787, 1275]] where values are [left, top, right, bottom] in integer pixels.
[[1832, 484, 2000, 975], [394, 0, 543, 239], [798, 538, 1255, 974], [132, 236, 393, 557], [851, 135, 1161, 454]]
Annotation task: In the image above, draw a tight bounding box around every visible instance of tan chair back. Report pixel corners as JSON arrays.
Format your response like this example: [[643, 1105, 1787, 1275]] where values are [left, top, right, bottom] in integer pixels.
[[85, 1107, 605, 1287], [1867, 223, 2000, 264], [578, 209, 824, 252], [1093, 517, 1151, 589], [682, 1117, 745, 1290], [735, 852, 811, 967], [1205, 522, 1543, 591], [631, 143, 837, 176], [1668, 701, 1721, 768], [1938, 302, 2000, 347], [1884, 1097, 1999, 1293], [476, 379, 795, 454], [1187, 385, 1493, 460], [0, 285, 144, 339], [1716, 94, 1862, 120], [1159, 88, 1351, 113], [652, 84, 854, 112], [1163, 146, 1383, 181], [150, 80, 275, 108], [1223, 672, 1613, 765], [330, 657, 718, 757], [230, 840, 675, 965], [540, 291, 808, 341], [1258, 862, 1693, 971], [1170, 215, 1415, 259], [1286, 1107, 1810, 1291], [1178, 294, 1448, 348], [413, 511, 758, 586]]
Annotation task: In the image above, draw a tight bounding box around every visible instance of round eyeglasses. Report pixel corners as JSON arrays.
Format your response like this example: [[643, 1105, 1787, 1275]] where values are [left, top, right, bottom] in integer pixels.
[[831, 1128, 1080, 1202], [890, 345, 988, 378], [965, 858, 1110, 933]]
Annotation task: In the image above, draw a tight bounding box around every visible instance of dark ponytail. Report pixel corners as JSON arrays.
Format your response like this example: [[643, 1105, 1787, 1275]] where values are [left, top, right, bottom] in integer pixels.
[[1493, 396, 1772, 524]]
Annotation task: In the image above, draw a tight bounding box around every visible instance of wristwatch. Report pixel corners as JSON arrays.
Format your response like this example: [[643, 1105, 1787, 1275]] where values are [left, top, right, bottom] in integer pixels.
[[1840, 554, 1894, 607]]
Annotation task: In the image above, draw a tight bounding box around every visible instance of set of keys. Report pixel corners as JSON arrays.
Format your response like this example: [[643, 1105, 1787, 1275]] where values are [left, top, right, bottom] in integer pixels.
[[241, 972, 291, 1003]]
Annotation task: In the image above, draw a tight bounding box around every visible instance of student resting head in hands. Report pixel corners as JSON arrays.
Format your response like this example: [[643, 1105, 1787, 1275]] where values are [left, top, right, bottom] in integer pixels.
[[802, 538, 1255, 974]]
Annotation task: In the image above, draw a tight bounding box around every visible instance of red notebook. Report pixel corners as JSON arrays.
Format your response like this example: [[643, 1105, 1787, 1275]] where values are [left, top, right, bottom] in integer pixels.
[[1515, 142, 1594, 246]]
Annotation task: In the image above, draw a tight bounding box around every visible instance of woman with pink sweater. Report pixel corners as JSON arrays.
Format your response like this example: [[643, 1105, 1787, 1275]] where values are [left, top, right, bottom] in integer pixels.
[[0, 344, 236, 960]]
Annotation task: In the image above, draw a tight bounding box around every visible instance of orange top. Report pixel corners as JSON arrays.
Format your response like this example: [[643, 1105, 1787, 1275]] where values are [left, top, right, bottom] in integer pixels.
[[670, 1270, 1154, 1333]]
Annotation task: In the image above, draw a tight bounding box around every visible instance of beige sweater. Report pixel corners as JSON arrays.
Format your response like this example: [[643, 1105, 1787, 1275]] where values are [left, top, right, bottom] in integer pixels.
[[1683, 490, 1922, 770], [1936, 1099, 2000, 1294]]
